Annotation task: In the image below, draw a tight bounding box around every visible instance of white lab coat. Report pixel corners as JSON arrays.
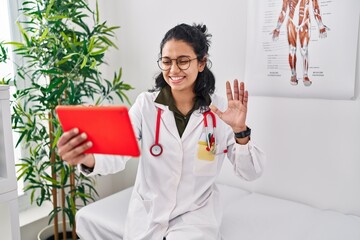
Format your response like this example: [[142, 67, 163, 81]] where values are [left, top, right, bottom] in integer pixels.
[[81, 91, 265, 240]]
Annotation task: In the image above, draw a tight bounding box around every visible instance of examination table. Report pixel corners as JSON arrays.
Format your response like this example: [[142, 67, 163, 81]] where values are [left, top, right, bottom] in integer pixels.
[[76, 183, 360, 239]]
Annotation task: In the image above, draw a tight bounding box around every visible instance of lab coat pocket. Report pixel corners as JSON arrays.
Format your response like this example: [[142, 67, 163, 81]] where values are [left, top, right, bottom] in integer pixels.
[[126, 190, 153, 237], [193, 143, 222, 176], [133, 190, 152, 214]]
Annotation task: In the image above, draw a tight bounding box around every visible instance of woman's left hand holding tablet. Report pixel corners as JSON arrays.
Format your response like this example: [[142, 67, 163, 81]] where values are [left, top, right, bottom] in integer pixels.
[[57, 128, 95, 168]]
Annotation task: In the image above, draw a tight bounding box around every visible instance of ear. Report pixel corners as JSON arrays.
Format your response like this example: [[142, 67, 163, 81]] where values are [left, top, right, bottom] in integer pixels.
[[198, 57, 207, 72]]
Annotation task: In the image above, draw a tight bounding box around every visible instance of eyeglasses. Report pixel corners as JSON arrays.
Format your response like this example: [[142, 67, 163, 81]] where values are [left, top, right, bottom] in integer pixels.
[[157, 56, 198, 71]]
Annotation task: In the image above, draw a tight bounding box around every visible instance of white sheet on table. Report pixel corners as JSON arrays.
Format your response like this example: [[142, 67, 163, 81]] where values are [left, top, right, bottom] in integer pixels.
[[76, 184, 360, 240], [76, 187, 133, 240]]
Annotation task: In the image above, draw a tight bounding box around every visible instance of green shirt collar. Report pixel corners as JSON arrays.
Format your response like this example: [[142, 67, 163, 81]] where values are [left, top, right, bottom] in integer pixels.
[[154, 85, 211, 137], [154, 85, 211, 113]]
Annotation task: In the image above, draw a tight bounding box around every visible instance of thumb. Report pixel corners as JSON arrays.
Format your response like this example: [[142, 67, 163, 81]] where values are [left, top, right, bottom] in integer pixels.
[[210, 104, 223, 119]]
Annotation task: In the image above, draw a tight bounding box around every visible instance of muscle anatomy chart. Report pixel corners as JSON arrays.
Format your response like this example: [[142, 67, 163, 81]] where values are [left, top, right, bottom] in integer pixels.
[[245, 0, 359, 99]]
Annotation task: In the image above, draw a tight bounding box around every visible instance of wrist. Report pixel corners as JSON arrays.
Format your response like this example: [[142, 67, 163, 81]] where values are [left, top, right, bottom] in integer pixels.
[[81, 164, 94, 174], [234, 126, 251, 139], [235, 136, 250, 145], [232, 126, 247, 134], [82, 154, 95, 169]]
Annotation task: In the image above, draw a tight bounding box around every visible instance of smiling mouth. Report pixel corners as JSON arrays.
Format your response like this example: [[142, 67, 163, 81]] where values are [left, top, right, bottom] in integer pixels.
[[170, 76, 185, 83]]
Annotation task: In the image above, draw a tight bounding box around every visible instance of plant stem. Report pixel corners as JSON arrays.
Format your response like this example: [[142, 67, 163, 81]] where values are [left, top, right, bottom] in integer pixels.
[[49, 112, 59, 240], [70, 168, 77, 240], [61, 186, 66, 240]]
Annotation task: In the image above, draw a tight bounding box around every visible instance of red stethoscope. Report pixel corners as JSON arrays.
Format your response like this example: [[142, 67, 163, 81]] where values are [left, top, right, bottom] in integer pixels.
[[150, 108, 217, 157]]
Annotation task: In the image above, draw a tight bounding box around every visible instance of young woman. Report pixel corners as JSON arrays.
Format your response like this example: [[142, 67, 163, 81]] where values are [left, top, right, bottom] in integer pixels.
[[57, 23, 265, 240]]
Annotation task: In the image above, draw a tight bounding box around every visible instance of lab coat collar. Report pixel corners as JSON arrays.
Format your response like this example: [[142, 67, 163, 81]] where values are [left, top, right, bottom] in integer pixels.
[[181, 108, 203, 141], [181, 95, 215, 141], [154, 102, 181, 141], [152, 92, 214, 142], [154, 101, 167, 111], [153, 102, 204, 142], [153, 90, 168, 111]]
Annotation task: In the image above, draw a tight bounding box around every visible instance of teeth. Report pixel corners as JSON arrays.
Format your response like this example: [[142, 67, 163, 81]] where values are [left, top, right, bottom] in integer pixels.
[[171, 76, 183, 81]]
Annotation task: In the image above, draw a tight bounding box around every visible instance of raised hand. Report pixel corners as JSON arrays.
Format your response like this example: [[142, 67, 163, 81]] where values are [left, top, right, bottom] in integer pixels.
[[210, 79, 248, 133]]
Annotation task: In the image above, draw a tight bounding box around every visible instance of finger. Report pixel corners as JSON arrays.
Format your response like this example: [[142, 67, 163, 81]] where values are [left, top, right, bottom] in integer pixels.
[[226, 81, 233, 101], [57, 128, 79, 147], [65, 152, 93, 166], [61, 141, 93, 165], [233, 79, 239, 100], [65, 155, 86, 166], [239, 81, 244, 102], [243, 90, 249, 109], [64, 155, 84, 166], [58, 132, 88, 157], [210, 105, 223, 119]]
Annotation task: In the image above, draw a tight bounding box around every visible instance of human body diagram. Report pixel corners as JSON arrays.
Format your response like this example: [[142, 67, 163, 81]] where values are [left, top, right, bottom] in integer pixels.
[[272, 0, 329, 86]]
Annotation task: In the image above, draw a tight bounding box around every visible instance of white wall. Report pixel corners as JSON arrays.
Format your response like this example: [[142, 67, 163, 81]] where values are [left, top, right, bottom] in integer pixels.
[[94, 0, 360, 216]]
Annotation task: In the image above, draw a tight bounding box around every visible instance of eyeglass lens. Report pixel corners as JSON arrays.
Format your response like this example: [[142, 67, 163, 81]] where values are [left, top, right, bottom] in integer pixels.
[[157, 56, 195, 71]]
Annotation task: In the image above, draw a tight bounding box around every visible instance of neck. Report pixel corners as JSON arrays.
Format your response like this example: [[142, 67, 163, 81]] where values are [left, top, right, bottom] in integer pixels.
[[171, 89, 195, 115]]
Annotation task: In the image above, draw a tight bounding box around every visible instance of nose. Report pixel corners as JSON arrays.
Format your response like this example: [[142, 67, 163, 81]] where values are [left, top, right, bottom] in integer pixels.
[[169, 59, 181, 72]]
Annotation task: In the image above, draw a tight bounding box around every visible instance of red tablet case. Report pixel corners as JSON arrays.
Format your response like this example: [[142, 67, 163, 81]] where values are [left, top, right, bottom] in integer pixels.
[[56, 105, 140, 157]]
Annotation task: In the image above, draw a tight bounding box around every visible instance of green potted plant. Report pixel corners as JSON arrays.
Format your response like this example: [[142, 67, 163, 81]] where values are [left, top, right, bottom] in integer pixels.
[[4, 0, 132, 239], [0, 41, 11, 85]]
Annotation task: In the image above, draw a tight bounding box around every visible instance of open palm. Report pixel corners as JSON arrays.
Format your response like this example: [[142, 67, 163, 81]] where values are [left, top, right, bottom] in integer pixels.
[[210, 80, 248, 133]]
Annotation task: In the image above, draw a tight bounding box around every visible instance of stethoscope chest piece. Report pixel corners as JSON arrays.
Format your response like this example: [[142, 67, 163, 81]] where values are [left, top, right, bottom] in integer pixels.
[[150, 144, 163, 157], [150, 108, 163, 157]]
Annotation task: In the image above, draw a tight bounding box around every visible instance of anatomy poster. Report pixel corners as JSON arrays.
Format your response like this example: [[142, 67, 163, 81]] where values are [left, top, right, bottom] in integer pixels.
[[245, 0, 359, 99]]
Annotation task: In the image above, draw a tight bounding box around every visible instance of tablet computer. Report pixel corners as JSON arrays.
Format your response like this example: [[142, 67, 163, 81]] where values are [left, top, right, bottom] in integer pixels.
[[56, 105, 140, 157]]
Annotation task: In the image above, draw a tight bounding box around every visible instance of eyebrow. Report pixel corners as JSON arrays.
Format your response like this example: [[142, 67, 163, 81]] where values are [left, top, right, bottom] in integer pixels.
[[161, 55, 192, 59]]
